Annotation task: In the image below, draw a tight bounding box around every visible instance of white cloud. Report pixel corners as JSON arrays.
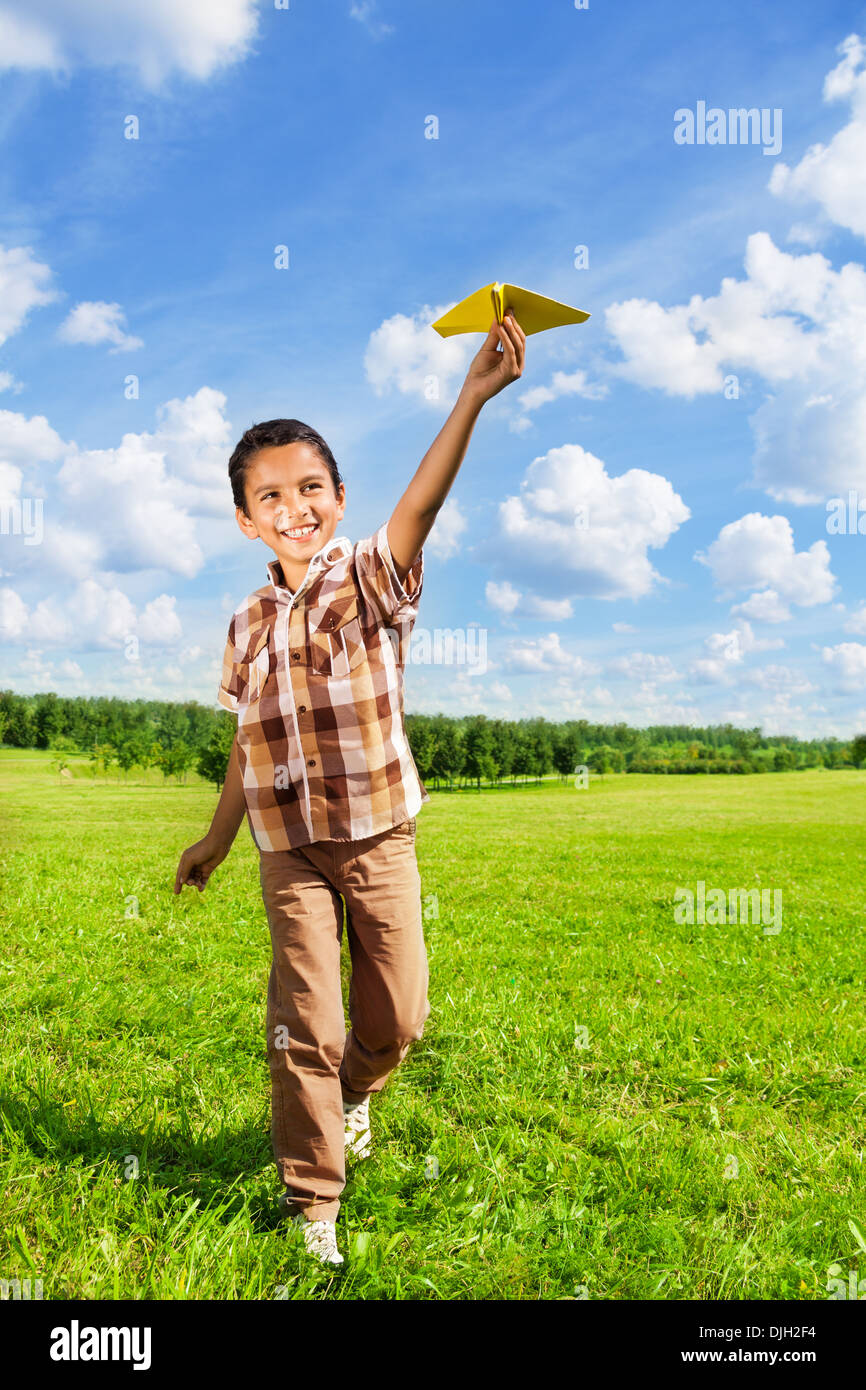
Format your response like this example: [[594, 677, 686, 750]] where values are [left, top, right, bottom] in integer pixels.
[[612, 621, 637, 633], [486, 580, 521, 615], [522, 594, 574, 619], [364, 304, 473, 403], [744, 664, 816, 693], [606, 30, 866, 507], [589, 685, 615, 707], [0, 408, 67, 467], [509, 368, 609, 431], [0, 458, 23, 507], [696, 513, 836, 607], [501, 632, 599, 675], [0, 0, 260, 87], [689, 620, 785, 684], [55, 433, 205, 578], [349, 2, 394, 40], [605, 295, 727, 397], [731, 588, 792, 623], [0, 244, 58, 347], [607, 651, 680, 683], [618, 682, 700, 725], [786, 222, 826, 248], [820, 641, 866, 692], [485, 578, 573, 620], [425, 496, 467, 559], [605, 230, 866, 503], [148, 385, 234, 502], [843, 601, 866, 634], [0, 586, 28, 637], [487, 443, 690, 602], [137, 594, 183, 645], [1, 387, 234, 590], [768, 34, 866, 241], [57, 301, 143, 353], [1, 578, 181, 649]]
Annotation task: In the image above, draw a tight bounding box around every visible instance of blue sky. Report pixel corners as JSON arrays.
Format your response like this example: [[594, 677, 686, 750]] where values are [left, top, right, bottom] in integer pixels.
[[1, 0, 865, 737]]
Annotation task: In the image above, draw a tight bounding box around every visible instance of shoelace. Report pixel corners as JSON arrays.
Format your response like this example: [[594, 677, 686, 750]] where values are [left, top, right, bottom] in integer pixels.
[[343, 1099, 369, 1133], [343, 1099, 371, 1156], [302, 1220, 344, 1263]]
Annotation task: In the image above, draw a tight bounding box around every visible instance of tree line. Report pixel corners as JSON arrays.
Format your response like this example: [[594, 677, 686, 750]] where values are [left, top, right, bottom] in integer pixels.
[[2, 689, 864, 790]]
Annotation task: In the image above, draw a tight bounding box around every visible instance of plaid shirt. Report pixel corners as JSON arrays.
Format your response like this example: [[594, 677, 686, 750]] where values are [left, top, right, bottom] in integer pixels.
[[217, 521, 431, 851]]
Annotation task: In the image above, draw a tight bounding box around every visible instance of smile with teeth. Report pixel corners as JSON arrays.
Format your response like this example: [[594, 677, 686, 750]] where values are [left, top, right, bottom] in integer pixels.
[[280, 522, 319, 540]]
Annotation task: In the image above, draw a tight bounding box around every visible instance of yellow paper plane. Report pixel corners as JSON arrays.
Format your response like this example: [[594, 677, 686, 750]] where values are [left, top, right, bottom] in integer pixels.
[[431, 281, 590, 337]]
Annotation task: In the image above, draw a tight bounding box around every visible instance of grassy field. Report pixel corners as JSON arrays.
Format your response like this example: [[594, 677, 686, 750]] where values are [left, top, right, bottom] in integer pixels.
[[0, 748, 863, 1300]]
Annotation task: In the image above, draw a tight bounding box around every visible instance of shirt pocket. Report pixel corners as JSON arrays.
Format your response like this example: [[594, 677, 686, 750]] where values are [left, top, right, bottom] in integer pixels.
[[235, 626, 272, 706], [306, 593, 367, 679]]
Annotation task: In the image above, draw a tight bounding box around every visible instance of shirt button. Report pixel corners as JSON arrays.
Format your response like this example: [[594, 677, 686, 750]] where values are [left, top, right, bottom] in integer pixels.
[[307, 758, 316, 767], [298, 705, 306, 713], [291, 651, 300, 661]]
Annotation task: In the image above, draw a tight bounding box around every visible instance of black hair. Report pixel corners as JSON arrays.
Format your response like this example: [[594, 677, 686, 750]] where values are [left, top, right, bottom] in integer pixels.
[[228, 419, 343, 515]]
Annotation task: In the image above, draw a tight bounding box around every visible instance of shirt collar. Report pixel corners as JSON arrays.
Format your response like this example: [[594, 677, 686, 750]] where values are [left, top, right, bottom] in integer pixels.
[[266, 534, 353, 597]]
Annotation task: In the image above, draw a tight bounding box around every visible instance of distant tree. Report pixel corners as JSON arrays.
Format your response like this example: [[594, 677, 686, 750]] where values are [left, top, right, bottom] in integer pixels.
[[115, 732, 151, 779], [89, 741, 117, 778], [589, 744, 623, 775], [2, 696, 34, 747], [589, 746, 612, 778], [159, 738, 194, 783], [851, 733, 866, 769], [526, 719, 553, 781], [33, 693, 61, 749], [510, 729, 531, 784], [197, 720, 236, 789], [48, 734, 78, 777], [490, 720, 514, 784], [463, 718, 496, 789], [406, 716, 436, 780], [155, 704, 187, 751], [552, 726, 580, 780]]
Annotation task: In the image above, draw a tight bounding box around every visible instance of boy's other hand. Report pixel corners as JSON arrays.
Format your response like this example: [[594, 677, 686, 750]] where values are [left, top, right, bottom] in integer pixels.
[[461, 309, 526, 404], [174, 834, 231, 894]]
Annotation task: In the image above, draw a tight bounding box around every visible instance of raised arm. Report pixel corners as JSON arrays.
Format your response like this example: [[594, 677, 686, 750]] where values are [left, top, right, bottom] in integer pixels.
[[387, 311, 526, 583]]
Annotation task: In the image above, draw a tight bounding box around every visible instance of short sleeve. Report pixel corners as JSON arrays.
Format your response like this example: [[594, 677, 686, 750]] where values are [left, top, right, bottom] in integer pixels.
[[353, 521, 424, 629], [217, 615, 240, 713]]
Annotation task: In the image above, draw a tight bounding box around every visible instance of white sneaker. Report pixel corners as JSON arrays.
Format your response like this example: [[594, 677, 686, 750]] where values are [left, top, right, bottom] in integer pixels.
[[343, 1095, 372, 1160], [288, 1208, 344, 1266]]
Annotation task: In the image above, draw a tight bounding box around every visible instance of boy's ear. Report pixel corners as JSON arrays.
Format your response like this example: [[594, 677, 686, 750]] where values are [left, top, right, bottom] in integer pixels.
[[236, 505, 260, 539]]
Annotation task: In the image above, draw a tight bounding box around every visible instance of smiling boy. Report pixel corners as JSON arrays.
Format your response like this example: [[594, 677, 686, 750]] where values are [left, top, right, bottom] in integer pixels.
[[174, 311, 526, 1266]]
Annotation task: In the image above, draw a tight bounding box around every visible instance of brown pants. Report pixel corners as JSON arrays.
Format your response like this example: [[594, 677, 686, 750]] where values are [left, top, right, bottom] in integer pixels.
[[258, 817, 431, 1224]]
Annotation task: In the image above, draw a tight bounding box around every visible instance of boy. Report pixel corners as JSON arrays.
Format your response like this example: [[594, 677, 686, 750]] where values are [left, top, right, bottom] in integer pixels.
[[174, 311, 526, 1266]]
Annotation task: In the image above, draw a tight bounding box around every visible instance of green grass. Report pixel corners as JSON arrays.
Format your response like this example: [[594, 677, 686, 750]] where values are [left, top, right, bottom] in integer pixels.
[[1, 750, 863, 1300]]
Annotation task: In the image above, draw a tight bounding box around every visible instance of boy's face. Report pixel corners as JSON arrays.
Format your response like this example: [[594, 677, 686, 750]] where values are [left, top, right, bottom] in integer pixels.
[[237, 442, 346, 584]]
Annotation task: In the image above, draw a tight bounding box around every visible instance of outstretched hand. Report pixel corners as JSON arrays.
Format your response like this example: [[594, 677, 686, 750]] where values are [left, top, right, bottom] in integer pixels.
[[462, 310, 526, 403]]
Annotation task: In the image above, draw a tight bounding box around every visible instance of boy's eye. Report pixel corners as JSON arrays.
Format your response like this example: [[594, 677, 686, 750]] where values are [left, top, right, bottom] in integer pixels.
[[263, 483, 321, 500]]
